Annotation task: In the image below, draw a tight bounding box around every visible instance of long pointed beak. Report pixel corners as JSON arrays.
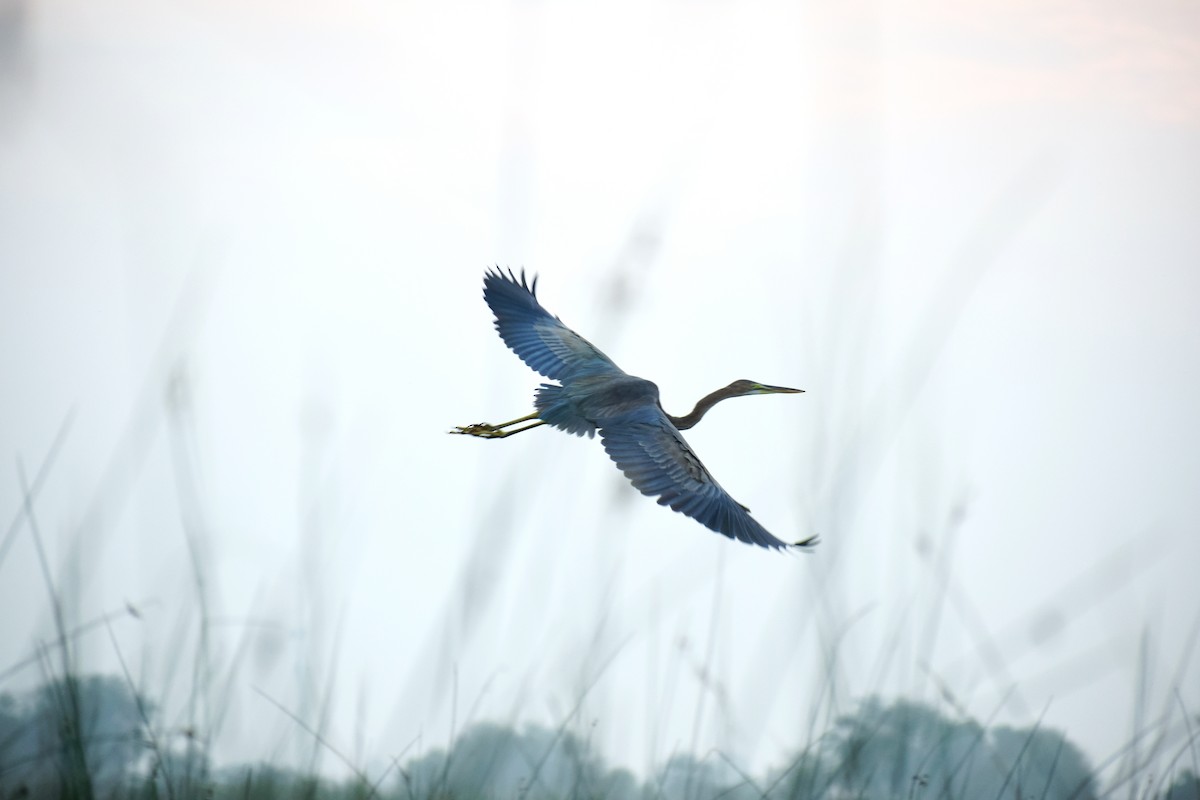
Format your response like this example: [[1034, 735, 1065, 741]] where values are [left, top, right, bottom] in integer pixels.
[[754, 383, 804, 394]]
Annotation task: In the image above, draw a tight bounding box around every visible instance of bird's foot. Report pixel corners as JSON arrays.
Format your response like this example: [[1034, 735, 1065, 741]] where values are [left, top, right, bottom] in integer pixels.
[[450, 413, 543, 438]]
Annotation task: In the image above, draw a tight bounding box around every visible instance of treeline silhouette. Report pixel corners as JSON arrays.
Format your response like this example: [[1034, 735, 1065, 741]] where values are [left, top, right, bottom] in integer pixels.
[[1, 673, 1197, 799]]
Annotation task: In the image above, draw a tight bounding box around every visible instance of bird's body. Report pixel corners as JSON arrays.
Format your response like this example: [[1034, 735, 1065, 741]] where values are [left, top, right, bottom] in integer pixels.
[[453, 268, 816, 551]]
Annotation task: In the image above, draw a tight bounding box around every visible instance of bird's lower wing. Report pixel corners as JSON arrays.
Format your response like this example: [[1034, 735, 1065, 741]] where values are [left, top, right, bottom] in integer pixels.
[[484, 268, 623, 381], [599, 414, 797, 550]]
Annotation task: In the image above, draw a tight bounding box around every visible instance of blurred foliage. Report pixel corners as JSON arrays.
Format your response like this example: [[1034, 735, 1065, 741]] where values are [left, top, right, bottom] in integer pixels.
[[1160, 771, 1200, 800], [0, 674, 145, 799], [399, 721, 638, 799], [771, 697, 1097, 800], [1, 673, 1194, 799]]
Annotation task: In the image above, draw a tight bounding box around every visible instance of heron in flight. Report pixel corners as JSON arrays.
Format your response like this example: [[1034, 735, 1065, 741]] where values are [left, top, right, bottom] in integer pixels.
[[452, 269, 816, 551]]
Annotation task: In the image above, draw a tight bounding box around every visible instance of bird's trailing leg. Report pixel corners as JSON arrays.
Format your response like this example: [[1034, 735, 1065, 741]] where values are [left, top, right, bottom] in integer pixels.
[[450, 412, 546, 439]]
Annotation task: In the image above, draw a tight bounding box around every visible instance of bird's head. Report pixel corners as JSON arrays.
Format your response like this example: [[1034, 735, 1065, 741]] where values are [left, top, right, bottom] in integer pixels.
[[727, 379, 805, 397]]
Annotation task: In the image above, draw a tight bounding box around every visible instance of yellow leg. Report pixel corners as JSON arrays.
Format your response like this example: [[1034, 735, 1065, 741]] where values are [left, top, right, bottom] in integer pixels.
[[467, 420, 547, 438], [450, 412, 545, 438]]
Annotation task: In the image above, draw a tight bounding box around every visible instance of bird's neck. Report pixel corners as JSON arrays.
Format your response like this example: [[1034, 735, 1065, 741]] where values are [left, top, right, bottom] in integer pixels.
[[667, 386, 734, 430]]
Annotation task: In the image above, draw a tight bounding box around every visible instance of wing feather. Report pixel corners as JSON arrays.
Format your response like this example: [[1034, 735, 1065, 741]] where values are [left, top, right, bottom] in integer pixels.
[[483, 268, 623, 381], [599, 410, 800, 550]]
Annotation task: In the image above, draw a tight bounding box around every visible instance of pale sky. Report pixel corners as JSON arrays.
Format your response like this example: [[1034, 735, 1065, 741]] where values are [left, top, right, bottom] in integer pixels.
[[2, 0, 1199, 783]]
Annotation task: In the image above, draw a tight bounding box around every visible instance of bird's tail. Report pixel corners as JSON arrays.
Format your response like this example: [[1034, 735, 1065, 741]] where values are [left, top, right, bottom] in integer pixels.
[[534, 384, 596, 438]]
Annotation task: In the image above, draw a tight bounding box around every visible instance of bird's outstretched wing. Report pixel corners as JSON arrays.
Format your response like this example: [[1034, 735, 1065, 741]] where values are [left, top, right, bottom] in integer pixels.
[[599, 409, 811, 551], [483, 268, 623, 381]]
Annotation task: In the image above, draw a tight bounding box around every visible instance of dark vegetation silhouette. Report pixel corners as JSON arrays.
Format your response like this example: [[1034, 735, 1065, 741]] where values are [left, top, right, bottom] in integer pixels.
[[0, 674, 149, 798], [5, 673, 1195, 799]]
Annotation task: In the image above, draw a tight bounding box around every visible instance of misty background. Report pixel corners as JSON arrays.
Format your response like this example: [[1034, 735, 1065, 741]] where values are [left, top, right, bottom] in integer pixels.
[[2, 0, 1199, 791]]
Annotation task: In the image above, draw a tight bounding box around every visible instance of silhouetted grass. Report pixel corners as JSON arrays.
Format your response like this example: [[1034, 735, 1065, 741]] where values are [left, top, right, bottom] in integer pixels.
[[4, 206, 1199, 799], [4, 375, 1198, 800]]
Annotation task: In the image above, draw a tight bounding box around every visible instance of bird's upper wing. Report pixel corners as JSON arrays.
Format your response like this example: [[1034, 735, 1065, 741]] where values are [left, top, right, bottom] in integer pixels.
[[483, 268, 623, 381], [599, 408, 804, 550]]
